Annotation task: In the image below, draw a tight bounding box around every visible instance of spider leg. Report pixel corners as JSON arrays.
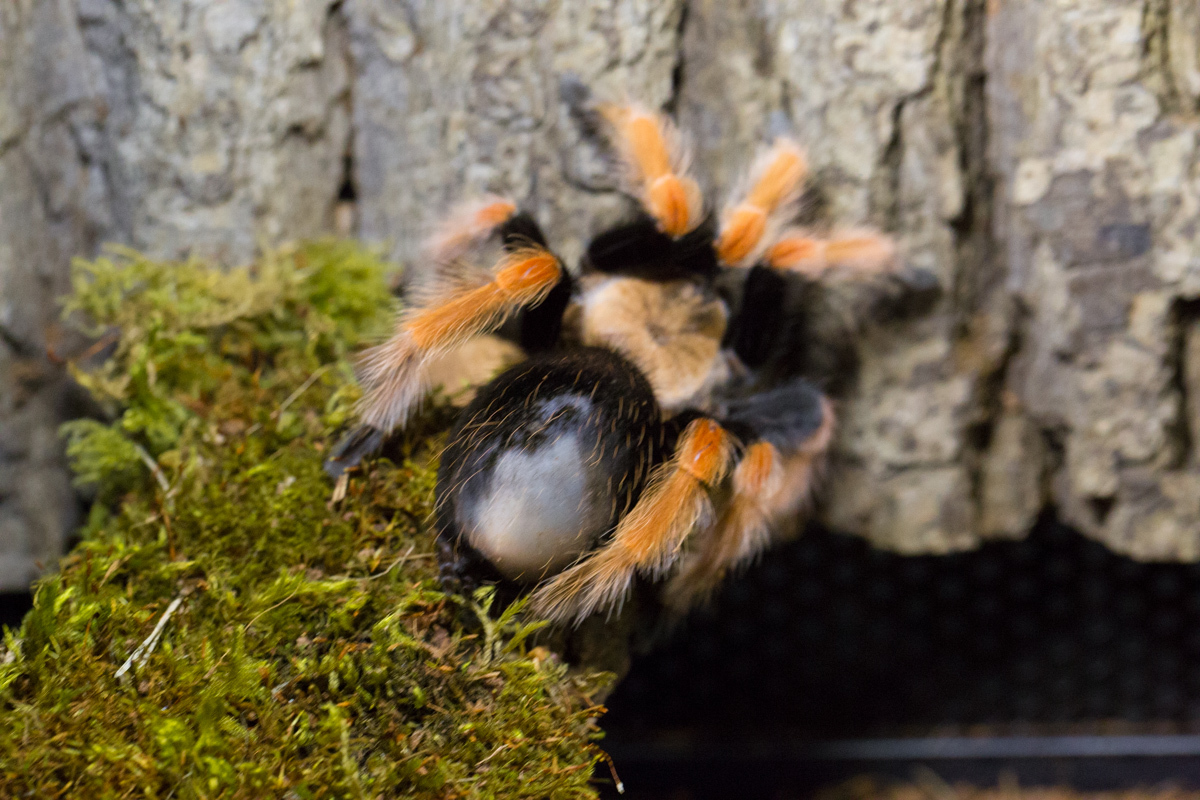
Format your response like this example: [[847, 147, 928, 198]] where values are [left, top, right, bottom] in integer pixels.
[[323, 425, 386, 480], [664, 380, 835, 612], [326, 203, 569, 479], [765, 228, 897, 279], [715, 139, 808, 266], [530, 417, 735, 624], [599, 104, 704, 238], [722, 224, 899, 373], [456, 204, 572, 354], [583, 215, 719, 281], [437, 520, 507, 597], [723, 264, 790, 370], [356, 244, 563, 433], [429, 200, 572, 354], [505, 215, 573, 354], [424, 195, 519, 263]]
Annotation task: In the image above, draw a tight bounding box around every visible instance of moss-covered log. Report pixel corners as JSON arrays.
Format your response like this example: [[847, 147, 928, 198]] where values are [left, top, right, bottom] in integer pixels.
[[0, 244, 609, 798]]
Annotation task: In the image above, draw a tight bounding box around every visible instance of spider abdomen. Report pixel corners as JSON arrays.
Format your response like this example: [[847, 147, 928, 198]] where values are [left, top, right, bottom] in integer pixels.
[[436, 348, 663, 583]]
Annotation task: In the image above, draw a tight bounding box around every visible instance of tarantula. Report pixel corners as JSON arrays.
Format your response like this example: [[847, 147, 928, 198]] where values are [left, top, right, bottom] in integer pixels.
[[327, 99, 916, 625]]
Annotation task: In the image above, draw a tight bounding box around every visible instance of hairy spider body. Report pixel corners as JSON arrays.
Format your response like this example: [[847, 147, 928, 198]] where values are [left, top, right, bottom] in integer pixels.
[[436, 348, 663, 584], [328, 97, 920, 624]]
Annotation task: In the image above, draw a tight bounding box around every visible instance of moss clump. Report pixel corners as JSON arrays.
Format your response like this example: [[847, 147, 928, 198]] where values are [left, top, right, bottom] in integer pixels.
[[0, 243, 609, 798]]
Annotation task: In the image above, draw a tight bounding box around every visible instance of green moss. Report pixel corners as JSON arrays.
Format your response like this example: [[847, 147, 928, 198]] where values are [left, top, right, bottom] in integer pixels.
[[0, 243, 609, 798]]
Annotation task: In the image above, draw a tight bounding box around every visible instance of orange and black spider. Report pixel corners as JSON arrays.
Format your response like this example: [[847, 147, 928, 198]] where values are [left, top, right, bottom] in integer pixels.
[[327, 96, 921, 625]]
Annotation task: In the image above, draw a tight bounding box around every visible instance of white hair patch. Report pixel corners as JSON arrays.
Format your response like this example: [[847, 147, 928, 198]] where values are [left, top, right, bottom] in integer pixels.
[[462, 431, 603, 582]]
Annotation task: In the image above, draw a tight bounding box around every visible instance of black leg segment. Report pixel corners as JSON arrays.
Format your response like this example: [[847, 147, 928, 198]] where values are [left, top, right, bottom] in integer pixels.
[[584, 214, 719, 281], [718, 376, 829, 454]]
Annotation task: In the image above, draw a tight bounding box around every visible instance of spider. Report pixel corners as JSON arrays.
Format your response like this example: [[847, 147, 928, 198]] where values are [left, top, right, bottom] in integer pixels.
[[327, 97, 922, 625]]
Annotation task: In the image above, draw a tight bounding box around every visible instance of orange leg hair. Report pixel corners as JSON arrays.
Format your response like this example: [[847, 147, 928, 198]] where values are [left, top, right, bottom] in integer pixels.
[[663, 398, 836, 613], [599, 104, 703, 238], [765, 229, 897, 280], [423, 196, 518, 263], [356, 247, 561, 433], [530, 418, 735, 624], [715, 139, 808, 266]]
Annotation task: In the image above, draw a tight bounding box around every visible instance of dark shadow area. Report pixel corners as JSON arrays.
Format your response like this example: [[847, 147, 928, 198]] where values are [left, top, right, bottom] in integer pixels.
[[0, 592, 32, 632], [600, 513, 1200, 797]]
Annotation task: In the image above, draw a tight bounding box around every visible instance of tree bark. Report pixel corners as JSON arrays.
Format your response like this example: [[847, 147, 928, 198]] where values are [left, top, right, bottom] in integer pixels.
[[3, 0, 1200, 588]]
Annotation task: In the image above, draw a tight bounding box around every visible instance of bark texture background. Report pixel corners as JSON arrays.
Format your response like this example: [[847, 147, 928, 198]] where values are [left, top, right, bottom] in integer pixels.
[[2, 0, 1199, 589]]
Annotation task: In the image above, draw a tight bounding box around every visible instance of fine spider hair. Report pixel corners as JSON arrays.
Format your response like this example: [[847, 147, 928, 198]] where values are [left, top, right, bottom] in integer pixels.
[[355, 245, 562, 432], [327, 95, 923, 626], [715, 138, 808, 267], [598, 103, 703, 237]]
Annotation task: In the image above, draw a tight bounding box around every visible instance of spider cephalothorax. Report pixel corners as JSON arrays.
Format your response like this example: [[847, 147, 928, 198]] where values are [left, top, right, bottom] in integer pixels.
[[328, 98, 919, 624]]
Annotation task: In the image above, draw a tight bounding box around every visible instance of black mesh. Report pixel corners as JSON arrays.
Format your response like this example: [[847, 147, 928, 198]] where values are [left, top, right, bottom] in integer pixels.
[[606, 515, 1200, 737]]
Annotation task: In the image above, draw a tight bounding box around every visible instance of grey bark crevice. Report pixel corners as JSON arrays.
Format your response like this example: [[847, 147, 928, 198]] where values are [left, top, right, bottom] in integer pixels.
[[943, 0, 1027, 538], [874, 96, 910, 236], [1165, 297, 1200, 467], [1141, 0, 1200, 117], [663, 0, 690, 116], [1142, 0, 1180, 114]]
